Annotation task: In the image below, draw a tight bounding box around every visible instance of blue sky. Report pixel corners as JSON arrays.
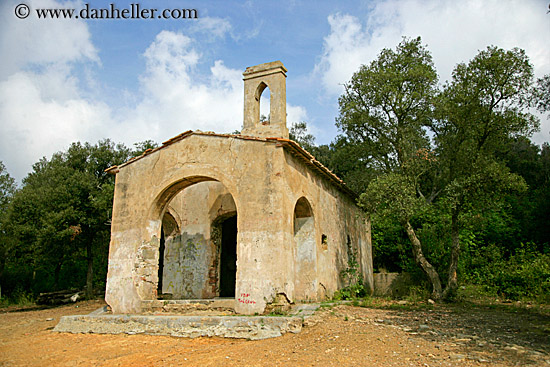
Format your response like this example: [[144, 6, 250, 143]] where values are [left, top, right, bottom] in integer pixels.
[[1, 0, 549, 183]]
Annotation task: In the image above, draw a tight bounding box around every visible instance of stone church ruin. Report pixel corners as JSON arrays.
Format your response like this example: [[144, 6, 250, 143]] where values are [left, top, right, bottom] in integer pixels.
[[104, 61, 373, 315]]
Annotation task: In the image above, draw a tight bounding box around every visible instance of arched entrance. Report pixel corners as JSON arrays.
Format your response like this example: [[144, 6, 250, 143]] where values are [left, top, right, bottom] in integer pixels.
[[154, 178, 238, 300]]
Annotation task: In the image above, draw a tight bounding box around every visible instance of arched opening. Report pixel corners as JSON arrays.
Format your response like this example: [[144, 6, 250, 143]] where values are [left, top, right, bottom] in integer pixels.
[[154, 179, 237, 300], [256, 82, 271, 125], [158, 212, 179, 298], [293, 197, 317, 300]]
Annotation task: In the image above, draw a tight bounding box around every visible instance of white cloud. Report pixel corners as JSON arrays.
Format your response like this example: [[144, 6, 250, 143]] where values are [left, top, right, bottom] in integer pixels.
[[0, 70, 112, 181], [191, 17, 233, 40], [0, 0, 102, 181], [119, 31, 244, 141], [287, 105, 308, 126], [314, 0, 550, 143], [0, 0, 98, 80]]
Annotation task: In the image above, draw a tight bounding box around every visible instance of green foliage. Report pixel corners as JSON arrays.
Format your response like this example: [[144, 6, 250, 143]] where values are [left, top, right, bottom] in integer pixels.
[[360, 173, 424, 222], [333, 281, 368, 301], [133, 140, 159, 156], [334, 239, 369, 300], [289, 122, 316, 151], [337, 36, 437, 176], [533, 74, 550, 114], [462, 243, 550, 301], [0, 161, 17, 296], [336, 39, 544, 301], [406, 285, 430, 304], [2, 140, 133, 298]]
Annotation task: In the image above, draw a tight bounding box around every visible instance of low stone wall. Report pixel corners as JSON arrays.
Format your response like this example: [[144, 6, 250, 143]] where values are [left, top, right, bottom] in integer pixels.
[[373, 272, 414, 298]]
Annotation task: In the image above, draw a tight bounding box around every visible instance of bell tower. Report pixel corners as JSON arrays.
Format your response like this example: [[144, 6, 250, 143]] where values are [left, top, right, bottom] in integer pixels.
[[241, 61, 289, 139]]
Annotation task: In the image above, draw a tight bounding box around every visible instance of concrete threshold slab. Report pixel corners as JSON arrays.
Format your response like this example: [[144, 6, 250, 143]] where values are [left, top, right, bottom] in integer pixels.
[[53, 313, 303, 340]]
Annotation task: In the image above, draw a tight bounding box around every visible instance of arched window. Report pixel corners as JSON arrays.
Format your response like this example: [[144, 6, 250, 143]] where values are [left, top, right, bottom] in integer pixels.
[[256, 82, 271, 125], [293, 197, 317, 300]]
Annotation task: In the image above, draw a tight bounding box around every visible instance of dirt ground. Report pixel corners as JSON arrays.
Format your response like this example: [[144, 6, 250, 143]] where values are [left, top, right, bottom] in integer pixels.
[[0, 299, 548, 367]]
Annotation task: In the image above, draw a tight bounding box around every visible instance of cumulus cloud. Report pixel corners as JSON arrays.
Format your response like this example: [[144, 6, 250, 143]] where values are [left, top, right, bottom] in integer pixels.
[[0, 0, 98, 79], [0, 70, 112, 178], [118, 31, 244, 141], [315, 0, 549, 93], [0, 0, 102, 181], [314, 0, 550, 143]]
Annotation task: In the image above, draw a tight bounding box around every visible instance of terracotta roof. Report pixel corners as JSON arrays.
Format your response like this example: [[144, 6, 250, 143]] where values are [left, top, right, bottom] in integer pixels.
[[105, 130, 357, 199]]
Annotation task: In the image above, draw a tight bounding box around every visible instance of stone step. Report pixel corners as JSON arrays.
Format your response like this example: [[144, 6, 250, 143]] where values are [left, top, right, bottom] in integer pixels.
[[141, 298, 236, 315], [54, 313, 302, 340]]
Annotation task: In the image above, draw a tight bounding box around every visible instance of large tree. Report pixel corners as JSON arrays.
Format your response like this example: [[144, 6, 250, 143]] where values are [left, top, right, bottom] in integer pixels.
[[433, 46, 539, 298], [0, 162, 16, 297], [337, 37, 443, 298], [8, 140, 133, 297], [338, 40, 540, 300]]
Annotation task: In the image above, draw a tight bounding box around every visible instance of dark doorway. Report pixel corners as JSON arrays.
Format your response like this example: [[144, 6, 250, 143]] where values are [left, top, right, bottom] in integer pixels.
[[219, 215, 237, 297], [157, 226, 165, 296]]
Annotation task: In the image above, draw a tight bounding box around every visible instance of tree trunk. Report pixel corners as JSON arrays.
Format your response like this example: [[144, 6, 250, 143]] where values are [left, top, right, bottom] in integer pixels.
[[442, 209, 460, 300], [402, 219, 443, 299], [86, 241, 93, 299]]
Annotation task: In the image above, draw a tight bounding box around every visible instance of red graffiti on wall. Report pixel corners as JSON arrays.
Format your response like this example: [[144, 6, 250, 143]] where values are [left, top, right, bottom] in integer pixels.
[[238, 292, 256, 305]]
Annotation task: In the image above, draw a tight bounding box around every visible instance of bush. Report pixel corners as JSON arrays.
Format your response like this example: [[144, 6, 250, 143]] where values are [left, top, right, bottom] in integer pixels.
[[333, 281, 369, 300], [462, 242, 550, 301], [0, 286, 35, 307]]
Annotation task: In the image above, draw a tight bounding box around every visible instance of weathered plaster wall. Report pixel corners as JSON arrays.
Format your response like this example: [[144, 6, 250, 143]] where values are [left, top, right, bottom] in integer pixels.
[[280, 149, 374, 301], [105, 133, 372, 315]]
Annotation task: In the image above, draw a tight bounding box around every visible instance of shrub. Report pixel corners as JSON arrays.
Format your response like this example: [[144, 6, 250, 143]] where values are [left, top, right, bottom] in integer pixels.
[[462, 242, 550, 301]]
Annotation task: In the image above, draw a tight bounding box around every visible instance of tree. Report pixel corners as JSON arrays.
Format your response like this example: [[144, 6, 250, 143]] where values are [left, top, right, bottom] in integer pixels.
[[337, 37, 443, 298], [533, 74, 550, 114], [289, 122, 316, 151], [8, 140, 132, 297], [433, 46, 539, 298], [338, 40, 540, 300], [0, 162, 16, 297], [133, 140, 159, 155]]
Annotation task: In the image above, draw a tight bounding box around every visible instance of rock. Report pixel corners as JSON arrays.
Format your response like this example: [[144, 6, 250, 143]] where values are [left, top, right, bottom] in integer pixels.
[[449, 353, 466, 360], [418, 324, 429, 331], [468, 356, 490, 363]]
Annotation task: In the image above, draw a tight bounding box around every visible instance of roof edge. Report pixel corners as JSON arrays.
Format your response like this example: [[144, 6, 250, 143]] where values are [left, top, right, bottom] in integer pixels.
[[105, 130, 358, 199]]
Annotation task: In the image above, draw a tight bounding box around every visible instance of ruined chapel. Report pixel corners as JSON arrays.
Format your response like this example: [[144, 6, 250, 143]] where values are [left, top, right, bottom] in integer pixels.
[[104, 61, 373, 315]]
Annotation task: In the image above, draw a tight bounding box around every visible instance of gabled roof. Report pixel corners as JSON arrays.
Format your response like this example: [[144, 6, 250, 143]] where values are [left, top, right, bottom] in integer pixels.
[[105, 130, 357, 199]]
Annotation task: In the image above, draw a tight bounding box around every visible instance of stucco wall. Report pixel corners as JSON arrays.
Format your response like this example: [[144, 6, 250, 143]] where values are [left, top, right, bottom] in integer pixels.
[[280, 149, 373, 300]]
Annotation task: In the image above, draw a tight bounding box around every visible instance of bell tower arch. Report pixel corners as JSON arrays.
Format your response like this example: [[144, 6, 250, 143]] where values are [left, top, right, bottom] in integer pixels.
[[242, 61, 289, 139]]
